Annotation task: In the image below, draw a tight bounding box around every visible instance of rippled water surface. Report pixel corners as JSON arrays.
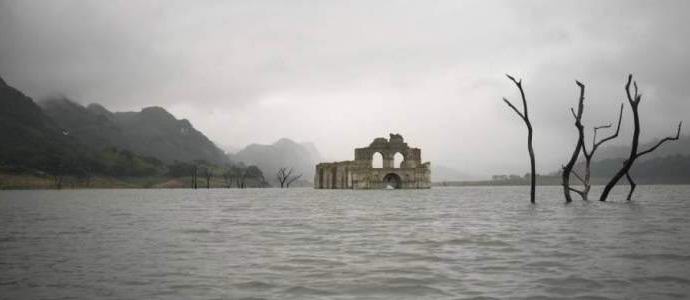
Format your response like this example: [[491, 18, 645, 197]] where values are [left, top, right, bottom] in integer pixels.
[[1, 186, 690, 299]]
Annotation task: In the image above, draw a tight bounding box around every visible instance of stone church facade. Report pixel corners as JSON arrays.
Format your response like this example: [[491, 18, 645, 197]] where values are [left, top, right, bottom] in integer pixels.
[[314, 134, 431, 189]]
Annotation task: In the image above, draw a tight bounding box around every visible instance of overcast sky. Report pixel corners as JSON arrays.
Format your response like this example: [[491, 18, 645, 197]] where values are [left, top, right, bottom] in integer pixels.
[[1, 0, 688, 177]]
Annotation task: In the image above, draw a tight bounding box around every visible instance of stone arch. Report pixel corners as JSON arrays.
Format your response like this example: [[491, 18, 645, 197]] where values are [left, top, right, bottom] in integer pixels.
[[393, 152, 404, 168], [372, 152, 383, 168], [383, 173, 402, 189]]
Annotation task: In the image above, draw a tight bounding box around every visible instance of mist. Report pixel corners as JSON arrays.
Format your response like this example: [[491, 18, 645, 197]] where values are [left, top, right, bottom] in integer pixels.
[[1, 0, 688, 178]]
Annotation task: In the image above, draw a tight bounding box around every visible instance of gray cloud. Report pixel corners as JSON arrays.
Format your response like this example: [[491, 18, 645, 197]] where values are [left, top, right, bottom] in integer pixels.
[[1, 0, 688, 177]]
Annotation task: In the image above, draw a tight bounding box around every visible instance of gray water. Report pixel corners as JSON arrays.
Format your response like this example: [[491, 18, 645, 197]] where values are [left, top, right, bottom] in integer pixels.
[[1, 186, 690, 299]]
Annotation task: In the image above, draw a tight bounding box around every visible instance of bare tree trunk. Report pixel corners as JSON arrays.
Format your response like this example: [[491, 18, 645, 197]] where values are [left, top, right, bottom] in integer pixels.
[[600, 75, 682, 201], [600, 76, 640, 201], [503, 74, 536, 204], [625, 171, 636, 201], [276, 168, 293, 188], [570, 104, 624, 201], [562, 81, 586, 203]]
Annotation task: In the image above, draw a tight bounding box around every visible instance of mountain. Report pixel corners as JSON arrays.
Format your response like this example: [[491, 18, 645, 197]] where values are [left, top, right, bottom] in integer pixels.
[[230, 138, 322, 185], [584, 154, 690, 184], [41, 98, 228, 165], [0, 77, 87, 171], [300, 142, 323, 162]]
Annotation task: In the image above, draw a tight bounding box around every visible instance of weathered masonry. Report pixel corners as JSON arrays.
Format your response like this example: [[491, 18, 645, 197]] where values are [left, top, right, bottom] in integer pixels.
[[314, 134, 431, 189]]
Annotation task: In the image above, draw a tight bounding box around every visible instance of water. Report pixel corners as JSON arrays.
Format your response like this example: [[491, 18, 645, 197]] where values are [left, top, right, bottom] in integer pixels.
[[1, 186, 690, 299]]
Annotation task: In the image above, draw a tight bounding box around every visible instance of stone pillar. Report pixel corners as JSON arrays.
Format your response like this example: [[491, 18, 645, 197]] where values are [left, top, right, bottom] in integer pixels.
[[383, 152, 394, 168]]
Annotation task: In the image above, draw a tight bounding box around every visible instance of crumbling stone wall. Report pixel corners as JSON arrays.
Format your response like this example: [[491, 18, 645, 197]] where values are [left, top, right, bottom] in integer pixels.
[[315, 134, 431, 189]]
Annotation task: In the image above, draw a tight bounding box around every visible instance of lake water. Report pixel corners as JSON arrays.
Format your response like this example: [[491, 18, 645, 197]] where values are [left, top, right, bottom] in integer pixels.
[[1, 186, 690, 299]]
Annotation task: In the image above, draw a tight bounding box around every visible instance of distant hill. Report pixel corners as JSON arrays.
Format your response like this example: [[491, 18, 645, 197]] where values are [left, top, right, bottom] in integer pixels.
[[596, 136, 690, 160], [0, 76, 87, 171], [586, 155, 690, 184], [41, 98, 228, 165], [230, 138, 322, 185]]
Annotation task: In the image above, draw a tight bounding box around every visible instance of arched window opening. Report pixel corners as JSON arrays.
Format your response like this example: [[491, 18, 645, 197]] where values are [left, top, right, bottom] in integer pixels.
[[393, 152, 404, 168], [372, 152, 383, 168]]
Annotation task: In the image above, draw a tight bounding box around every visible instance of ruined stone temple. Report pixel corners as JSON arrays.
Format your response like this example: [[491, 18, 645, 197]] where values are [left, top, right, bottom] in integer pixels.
[[314, 134, 431, 189]]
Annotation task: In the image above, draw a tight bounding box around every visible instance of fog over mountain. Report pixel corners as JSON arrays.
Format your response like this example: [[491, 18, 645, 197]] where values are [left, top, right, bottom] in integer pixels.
[[41, 98, 229, 165], [230, 138, 322, 185], [2, 1, 689, 178]]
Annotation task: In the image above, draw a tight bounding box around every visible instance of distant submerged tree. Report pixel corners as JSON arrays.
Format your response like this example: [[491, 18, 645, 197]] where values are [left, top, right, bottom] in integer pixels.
[[276, 167, 303, 188], [599, 74, 682, 201], [502, 74, 536, 204]]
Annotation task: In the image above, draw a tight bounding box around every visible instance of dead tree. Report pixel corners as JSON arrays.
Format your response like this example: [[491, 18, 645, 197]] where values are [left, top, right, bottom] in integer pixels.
[[276, 168, 293, 188], [561, 81, 586, 203], [568, 104, 624, 201], [600, 74, 682, 201], [276, 167, 302, 188], [286, 173, 303, 188], [503, 74, 536, 204]]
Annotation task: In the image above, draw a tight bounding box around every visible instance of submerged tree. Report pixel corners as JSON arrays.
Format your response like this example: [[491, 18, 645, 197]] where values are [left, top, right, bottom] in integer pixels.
[[502, 74, 536, 203], [276, 167, 302, 188], [600, 74, 682, 201], [568, 104, 624, 201], [561, 81, 586, 203]]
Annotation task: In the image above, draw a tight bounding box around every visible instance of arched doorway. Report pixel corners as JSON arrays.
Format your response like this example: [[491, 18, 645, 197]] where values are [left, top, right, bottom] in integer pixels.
[[383, 173, 402, 189]]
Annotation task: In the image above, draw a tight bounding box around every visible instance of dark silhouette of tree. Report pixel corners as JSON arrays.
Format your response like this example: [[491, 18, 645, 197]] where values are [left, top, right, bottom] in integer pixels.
[[502, 74, 536, 203], [276, 168, 292, 188], [276, 167, 302, 188], [561, 81, 586, 203], [600, 74, 682, 201], [222, 165, 241, 188], [568, 104, 624, 201]]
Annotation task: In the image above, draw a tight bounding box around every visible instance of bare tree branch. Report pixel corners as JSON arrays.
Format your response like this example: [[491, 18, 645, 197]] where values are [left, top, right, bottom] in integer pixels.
[[591, 104, 624, 154], [636, 122, 682, 158], [286, 174, 302, 188], [503, 97, 525, 120]]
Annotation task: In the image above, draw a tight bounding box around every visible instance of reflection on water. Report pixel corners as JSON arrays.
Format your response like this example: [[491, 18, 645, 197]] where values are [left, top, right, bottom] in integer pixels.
[[1, 186, 690, 299]]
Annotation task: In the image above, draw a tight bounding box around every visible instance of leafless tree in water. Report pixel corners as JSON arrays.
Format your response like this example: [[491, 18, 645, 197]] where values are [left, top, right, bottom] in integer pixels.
[[600, 74, 682, 201], [502, 74, 536, 204], [276, 167, 302, 188], [286, 173, 302, 188], [568, 104, 624, 201]]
